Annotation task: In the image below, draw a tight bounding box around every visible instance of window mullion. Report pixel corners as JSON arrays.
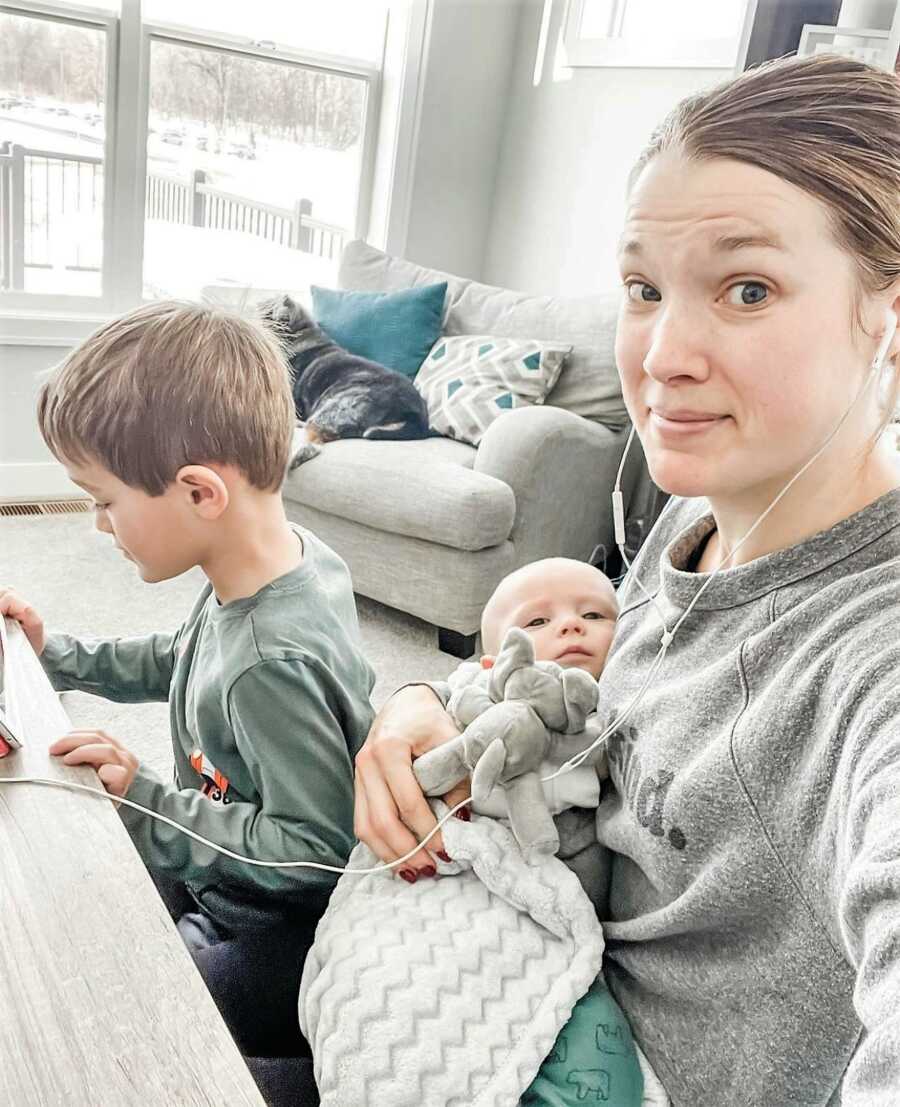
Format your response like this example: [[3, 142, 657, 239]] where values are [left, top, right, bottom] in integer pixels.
[[106, 0, 147, 310]]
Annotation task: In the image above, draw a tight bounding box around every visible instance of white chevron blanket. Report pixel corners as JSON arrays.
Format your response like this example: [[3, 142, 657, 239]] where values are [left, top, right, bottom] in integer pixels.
[[298, 808, 607, 1107]]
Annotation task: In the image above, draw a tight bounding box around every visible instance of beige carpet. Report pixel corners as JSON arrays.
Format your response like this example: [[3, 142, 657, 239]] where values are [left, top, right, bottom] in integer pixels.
[[1, 513, 460, 777]]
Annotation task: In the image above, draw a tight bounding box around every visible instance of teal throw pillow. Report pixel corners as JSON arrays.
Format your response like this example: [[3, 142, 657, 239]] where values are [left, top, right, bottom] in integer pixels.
[[312, 282, 448, 379]]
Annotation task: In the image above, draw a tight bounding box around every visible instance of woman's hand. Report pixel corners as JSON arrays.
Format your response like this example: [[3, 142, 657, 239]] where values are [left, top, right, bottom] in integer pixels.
[[354, 685, 470, 879]]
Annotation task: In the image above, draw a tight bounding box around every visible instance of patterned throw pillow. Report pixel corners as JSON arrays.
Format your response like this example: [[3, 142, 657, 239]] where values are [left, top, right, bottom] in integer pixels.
[[415, 335, 571, 446]]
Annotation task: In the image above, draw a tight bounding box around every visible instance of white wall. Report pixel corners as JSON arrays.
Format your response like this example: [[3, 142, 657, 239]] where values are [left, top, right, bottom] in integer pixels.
[[401, 0, 521, 279], [482, 0, 731, 295], [0, 341, 83, 501]]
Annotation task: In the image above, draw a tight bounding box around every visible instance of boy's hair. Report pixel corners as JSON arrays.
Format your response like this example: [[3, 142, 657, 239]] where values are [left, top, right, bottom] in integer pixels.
[[37, 300, 295, 495]]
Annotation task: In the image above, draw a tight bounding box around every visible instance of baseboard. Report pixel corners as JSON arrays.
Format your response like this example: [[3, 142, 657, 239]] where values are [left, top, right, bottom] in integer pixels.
[[0, 462, 84, 504]]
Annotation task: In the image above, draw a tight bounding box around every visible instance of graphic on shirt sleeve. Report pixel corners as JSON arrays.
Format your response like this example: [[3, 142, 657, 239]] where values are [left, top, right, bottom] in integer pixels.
[[189, 748, 232, 804], [595, 1022, 631, 1056], [607, 723, 687, 851], [566, 1068, 610, 1101]]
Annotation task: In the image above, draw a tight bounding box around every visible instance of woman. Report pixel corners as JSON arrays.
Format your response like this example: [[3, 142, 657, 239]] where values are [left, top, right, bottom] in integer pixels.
[[353, 54, 900, 1105]]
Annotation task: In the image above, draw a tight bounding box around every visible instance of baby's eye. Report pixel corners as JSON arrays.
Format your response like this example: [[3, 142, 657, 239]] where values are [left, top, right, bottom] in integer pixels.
[[583, 612, 602, 620], [724, 281, 768, 306], [524, 617, 548, 628], [625, 281, 662, 304]]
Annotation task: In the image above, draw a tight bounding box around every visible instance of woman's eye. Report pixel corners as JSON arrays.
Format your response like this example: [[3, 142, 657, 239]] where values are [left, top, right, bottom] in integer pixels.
[[525, 617, 547, 628], [724, 281, 768, 306], [625, 281, 662, 304], [92, 502, 110, 511]]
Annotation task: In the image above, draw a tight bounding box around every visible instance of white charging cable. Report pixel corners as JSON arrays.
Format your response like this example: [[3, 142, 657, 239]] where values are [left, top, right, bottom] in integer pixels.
[[2, 315, 896, 871]]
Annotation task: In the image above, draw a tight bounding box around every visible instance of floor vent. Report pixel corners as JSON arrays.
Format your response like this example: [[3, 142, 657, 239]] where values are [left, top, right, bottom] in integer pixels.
[[0, 500, 91, 518]]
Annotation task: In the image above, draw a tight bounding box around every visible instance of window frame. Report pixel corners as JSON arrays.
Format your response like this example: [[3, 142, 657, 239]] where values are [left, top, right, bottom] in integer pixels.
[[0, 0, 383, 317], [562, 0, 759, 70]]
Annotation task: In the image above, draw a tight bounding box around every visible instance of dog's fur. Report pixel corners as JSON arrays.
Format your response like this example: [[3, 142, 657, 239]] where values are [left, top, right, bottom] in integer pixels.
[[262, 294, 432, 467]]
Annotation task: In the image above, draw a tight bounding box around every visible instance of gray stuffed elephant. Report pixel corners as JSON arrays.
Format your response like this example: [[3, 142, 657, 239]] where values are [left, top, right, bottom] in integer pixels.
[[413, 627, 602, 862]]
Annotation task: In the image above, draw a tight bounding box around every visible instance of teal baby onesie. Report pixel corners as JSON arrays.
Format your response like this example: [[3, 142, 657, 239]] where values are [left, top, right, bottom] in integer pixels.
[[521, 977, 644, 1106]]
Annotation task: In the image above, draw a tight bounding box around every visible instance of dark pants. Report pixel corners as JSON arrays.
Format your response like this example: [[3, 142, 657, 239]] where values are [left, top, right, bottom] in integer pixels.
[[153, 873, 320, 1106]]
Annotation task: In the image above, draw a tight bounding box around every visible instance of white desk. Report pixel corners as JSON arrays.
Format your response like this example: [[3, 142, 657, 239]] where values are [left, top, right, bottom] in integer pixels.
[[0, 620, 265, 1106]]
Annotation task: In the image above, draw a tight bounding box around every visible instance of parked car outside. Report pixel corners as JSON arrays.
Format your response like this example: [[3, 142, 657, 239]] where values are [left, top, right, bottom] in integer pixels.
[[227, 142, 256, 160]]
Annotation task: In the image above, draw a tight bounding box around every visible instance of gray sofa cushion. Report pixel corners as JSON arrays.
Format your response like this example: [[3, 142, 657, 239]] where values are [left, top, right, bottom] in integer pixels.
[[338, 240, 627, 429], [283, 432, 515, 552]]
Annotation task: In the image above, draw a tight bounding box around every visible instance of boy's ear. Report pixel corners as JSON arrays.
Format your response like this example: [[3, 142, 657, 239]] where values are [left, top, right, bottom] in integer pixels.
[[175, 464, 229, 519]]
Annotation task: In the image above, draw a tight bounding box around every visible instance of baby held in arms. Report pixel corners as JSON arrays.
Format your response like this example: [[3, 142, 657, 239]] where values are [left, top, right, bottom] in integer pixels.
[[300, 558, 669, 1107]]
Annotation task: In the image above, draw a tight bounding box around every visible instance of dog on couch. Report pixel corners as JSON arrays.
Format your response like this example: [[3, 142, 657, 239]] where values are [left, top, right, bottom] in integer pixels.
[[262, 293, 432, 467]]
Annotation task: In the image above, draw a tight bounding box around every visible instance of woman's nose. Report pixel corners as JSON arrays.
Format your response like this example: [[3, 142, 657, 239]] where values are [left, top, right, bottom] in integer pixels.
[[642, 306, 711, 385]]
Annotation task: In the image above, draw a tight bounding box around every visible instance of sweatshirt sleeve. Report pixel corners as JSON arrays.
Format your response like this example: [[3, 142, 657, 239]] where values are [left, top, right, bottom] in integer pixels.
[[41, 630, 179, 703], [836, 679, 900, 1104], [120, 657, 356, 897]]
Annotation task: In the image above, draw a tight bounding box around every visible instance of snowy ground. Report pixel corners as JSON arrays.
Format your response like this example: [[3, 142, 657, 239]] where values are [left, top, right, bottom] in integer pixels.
[[1, 101, 355, 299]]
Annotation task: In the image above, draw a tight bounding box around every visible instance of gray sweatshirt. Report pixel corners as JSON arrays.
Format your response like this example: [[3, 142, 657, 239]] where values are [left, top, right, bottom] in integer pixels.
[[591, 490, 900, 1106]]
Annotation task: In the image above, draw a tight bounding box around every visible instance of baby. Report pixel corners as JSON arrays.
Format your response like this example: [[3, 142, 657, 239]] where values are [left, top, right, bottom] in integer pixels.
[[300, 559, 667, 1107], [444, 557, 619, 829]]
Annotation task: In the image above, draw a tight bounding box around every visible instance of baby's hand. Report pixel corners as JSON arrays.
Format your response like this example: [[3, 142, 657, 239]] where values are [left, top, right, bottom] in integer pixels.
[[50, 729, 139, 797], [480, 655, 495, 670], [0, 587, 45, 656]]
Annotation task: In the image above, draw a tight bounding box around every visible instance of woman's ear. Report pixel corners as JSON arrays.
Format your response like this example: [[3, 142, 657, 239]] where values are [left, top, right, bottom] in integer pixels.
[[175, 464, 229, 520]]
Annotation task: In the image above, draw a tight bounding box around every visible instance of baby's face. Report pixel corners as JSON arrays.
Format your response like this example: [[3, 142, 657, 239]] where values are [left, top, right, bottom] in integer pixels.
[[488, 561, 618, 680]]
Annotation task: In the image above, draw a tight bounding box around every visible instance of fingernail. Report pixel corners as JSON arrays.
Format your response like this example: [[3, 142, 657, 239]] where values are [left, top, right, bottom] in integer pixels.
[[420, 865, 436, 878], [399, 869, 417, 884], [437, 850, 452, 862], [454, 807, 471, 822]]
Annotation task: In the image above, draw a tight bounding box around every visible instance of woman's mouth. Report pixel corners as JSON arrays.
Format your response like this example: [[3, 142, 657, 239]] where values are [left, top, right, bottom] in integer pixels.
[[649, 408, 728, 437]]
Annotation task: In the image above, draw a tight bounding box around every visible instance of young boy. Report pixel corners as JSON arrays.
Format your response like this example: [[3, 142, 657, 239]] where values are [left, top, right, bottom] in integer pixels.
[[0, 300, 375, 1063]]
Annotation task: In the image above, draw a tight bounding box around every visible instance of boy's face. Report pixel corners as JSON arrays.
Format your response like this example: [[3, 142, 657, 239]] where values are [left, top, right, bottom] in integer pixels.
[[485, 561, 618, 680], [63, 457, 202, 583]]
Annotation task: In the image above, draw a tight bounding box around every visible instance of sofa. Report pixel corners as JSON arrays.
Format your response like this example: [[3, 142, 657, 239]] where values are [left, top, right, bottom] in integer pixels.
[[275, 240, 662, 657]]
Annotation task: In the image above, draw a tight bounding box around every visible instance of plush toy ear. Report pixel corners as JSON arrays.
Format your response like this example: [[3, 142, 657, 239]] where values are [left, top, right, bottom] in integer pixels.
[[559, 668, 600, 731]]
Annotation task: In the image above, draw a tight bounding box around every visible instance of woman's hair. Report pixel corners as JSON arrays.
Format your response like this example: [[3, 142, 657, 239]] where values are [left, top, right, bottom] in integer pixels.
[[629, 52, 900, 411], [38, 300, 295, 495]]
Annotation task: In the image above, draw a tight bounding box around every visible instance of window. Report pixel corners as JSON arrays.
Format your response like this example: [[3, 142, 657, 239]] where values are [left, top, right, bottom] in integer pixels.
[[0, 0, 387, 311], [563, 0, 755, 69], [0, 5, 112, 298], [143, 39, 369, 300]]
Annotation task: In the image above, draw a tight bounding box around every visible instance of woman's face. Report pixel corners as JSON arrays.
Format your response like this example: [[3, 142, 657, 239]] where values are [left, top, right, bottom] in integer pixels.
[[615, 152, 889, 505]]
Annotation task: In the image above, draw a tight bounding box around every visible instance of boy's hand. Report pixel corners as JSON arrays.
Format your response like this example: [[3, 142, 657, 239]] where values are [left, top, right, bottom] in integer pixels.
[[480, 655, 495, 670], [0, 587, 46, 656], [50, 730, 139, 798]]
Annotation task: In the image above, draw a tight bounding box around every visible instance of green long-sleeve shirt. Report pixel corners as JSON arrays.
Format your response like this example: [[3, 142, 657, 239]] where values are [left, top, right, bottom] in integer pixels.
[[42, 526, 375, 931]]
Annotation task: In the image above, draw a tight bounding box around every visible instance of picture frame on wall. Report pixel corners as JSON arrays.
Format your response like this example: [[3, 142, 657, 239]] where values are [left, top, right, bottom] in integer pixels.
[[798, 24, 899, 70]]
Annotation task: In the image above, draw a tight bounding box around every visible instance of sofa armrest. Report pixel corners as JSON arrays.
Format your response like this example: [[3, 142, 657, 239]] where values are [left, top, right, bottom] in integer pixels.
[[473, 406, 628, 569]]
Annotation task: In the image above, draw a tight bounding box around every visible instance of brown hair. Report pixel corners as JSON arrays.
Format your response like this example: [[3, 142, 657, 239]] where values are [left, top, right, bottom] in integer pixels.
[[38, 300, 295, 495], [629, 52, 900, 414]]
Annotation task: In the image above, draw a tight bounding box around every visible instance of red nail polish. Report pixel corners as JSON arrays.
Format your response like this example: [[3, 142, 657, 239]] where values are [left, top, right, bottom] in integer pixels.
[[455, 807, 471, 822], [421, 865, 436, 878], [437, 851, 452, 862], [399, 869, 417, 884]]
